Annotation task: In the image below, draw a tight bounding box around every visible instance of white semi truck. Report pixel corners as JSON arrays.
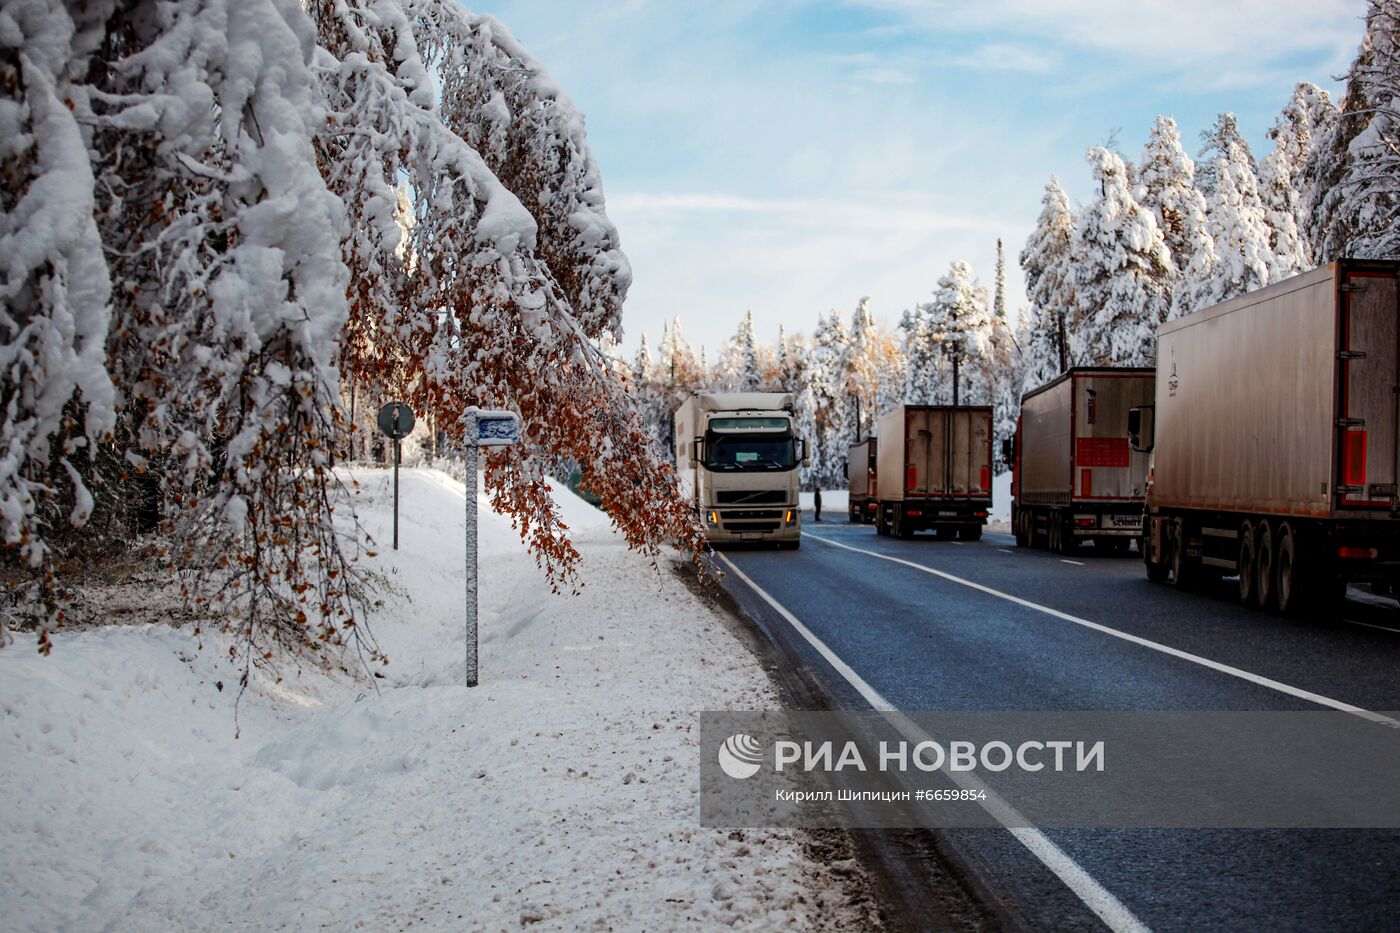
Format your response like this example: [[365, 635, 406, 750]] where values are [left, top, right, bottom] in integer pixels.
[[674, 392, 806, 548]]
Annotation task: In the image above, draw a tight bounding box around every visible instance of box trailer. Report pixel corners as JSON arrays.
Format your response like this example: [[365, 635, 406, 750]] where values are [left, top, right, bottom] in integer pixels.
[[1136, 259, 1400, 612], [1009, 368, 1155, 553], [846, 437, 877, 523], [674, 392, 806, 548], [874, 405, 993, 540]]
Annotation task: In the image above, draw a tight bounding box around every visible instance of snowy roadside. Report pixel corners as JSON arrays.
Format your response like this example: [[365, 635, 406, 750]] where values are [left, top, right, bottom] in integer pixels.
[[0, 468, 877, 931]]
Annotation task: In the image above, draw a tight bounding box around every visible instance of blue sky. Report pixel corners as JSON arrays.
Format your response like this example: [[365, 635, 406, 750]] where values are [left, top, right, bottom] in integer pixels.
[[470, 0, 1367, 355]]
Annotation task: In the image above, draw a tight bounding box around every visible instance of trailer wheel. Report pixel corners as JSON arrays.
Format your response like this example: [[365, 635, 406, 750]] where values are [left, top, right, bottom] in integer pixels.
[[960, 524, 983, 542], [892, 506, 908, 539], [1054, 516, 1078, 555], [1275, 523, 1302, 615], [1169, 522, 1195, 589], [1237, 521, 1257, 606], [1256, 521, 1277, 610], [1146, 546, 1170, 583], [1014, 512, 1030, 548]]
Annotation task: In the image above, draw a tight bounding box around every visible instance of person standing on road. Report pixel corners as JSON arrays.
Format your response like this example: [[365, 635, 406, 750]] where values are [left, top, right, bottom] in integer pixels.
[[814, 487, 822, 522]]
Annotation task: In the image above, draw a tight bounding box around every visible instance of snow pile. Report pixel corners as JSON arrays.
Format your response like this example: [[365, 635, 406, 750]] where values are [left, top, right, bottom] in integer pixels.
[[0, 468, 871, 931]]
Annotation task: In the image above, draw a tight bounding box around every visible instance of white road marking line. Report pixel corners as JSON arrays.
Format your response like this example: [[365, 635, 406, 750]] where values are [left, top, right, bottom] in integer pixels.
[[999, 548, 1015, 554], [803, 532, 1400, 729], [715, 553, 1152, 933], [1061, 559, 1085, 566]]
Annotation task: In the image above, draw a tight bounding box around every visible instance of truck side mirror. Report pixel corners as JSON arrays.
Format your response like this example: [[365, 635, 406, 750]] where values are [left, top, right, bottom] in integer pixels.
[[690, 435, 702, 468], [1000, 438, 1014, 463], [1128, 406, 1154, 452]]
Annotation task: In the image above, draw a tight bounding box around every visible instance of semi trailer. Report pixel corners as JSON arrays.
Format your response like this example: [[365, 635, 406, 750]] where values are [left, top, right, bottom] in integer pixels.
[[1008, 368, 1155, 553], [1136, 259, 1400, 612], [674, 392, 806, 548], [846, 437, 877, 523], [874, 405, 993, 540]]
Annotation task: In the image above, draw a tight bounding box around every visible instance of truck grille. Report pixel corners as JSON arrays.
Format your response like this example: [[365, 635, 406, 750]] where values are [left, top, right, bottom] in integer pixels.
[[723, 522, 781, 533], [716, 490, 787, 504], [723, 509, 783, 520]]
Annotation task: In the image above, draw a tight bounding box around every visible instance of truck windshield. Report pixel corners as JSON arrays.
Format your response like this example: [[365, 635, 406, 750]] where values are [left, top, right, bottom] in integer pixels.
[[707, 433, 796, 471]]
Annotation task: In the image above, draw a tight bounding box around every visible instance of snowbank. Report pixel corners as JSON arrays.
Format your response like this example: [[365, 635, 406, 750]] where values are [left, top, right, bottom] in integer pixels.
[[1, 468, 871, 931]]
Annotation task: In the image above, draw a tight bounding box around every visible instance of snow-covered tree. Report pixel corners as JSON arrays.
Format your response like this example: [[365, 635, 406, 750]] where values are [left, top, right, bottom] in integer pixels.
[[1305, 1, 1400, 261], [802, 311, 849, 489], [1072, 148, 1173, 365], [2, 0, 706, 658], [0, 1, 117, 600], [1137, 116, 1219, 316], [1198, 114, 1274, 301], [901, 304, 943, 405], [1020, 177, 1076, 389], [738, 311, 760, 391], [1260, 83, 1336, 275], [927, 261, 993, 404]]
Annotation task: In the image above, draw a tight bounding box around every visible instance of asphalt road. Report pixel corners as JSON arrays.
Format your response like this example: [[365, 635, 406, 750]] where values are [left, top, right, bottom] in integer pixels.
[[717, 510, 1400, 933]]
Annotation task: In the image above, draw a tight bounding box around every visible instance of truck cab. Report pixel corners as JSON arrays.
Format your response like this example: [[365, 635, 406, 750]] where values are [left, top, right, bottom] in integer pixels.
[[675, 392, 806, 548]]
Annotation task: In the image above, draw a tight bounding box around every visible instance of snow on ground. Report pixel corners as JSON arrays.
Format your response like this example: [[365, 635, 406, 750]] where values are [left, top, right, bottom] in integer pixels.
[[1, 468, 874, 932], [799, 489, 848, 512]]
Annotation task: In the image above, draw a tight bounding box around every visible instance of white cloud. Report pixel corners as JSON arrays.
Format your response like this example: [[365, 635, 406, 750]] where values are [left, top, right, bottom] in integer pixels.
[[944, 42, 1055, 74], [848, 0, 1363, 86]]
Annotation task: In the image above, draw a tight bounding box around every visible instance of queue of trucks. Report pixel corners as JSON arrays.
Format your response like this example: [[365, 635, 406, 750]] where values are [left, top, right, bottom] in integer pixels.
[[679, 259, 1400, 612]]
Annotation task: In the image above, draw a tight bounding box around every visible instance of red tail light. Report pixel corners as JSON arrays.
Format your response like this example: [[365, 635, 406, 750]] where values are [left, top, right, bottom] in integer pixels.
[[1338, 545, 1378, 559], [1342, 429, 1367, 487], [905, 509, 922, 517]]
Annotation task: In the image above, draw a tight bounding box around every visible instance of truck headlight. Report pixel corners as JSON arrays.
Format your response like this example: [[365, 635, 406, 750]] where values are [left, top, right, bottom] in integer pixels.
[[708, 510, 719, 525], [785, 510, 795, 524]]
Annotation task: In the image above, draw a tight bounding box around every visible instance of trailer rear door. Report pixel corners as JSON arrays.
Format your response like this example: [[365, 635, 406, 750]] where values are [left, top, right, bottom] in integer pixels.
[[1339, 269, 1400, 509], [949, 408, 992, 496]]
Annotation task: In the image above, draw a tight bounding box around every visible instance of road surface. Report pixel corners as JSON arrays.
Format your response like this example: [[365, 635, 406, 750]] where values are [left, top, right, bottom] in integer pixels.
[[718, 511, 1400, 932]]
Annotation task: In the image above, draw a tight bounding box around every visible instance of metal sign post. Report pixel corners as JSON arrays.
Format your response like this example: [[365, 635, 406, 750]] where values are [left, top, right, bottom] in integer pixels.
[[463, 407, 521, 687], [376, 401, 416, 550]]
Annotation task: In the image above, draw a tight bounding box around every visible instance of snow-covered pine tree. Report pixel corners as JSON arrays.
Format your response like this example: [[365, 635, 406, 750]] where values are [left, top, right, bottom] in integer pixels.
[[1260, 84, 1336, 275], [1305, 1, 1400, 261], [739, 311, 760, 391], [1072, 148, 1173, 366], [900, 304, 942, 405], [1019, 177, 1076, 387], [1137, 116, 1219, 317], [993, 239, 1007, 321], [927, 260, 993, 405], [843, 297, 877, 440], [986, 240, 1020, 470], [1197, 114, 1274, 302], [804, 311, 850, 489]]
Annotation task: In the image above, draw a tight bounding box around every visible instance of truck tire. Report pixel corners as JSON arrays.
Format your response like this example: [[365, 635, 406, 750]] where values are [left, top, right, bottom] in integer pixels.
[[1014, 512, 1030, 548], [1054, 516, 1077, 555], [1275, 523, 1303, 615], [1146, 546, 1170, 583], [1237, 521, 1257, 606], [960, 524, 983, 542], [1169, 521, 1195, 589], [1256, 521, 1276, 610]]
